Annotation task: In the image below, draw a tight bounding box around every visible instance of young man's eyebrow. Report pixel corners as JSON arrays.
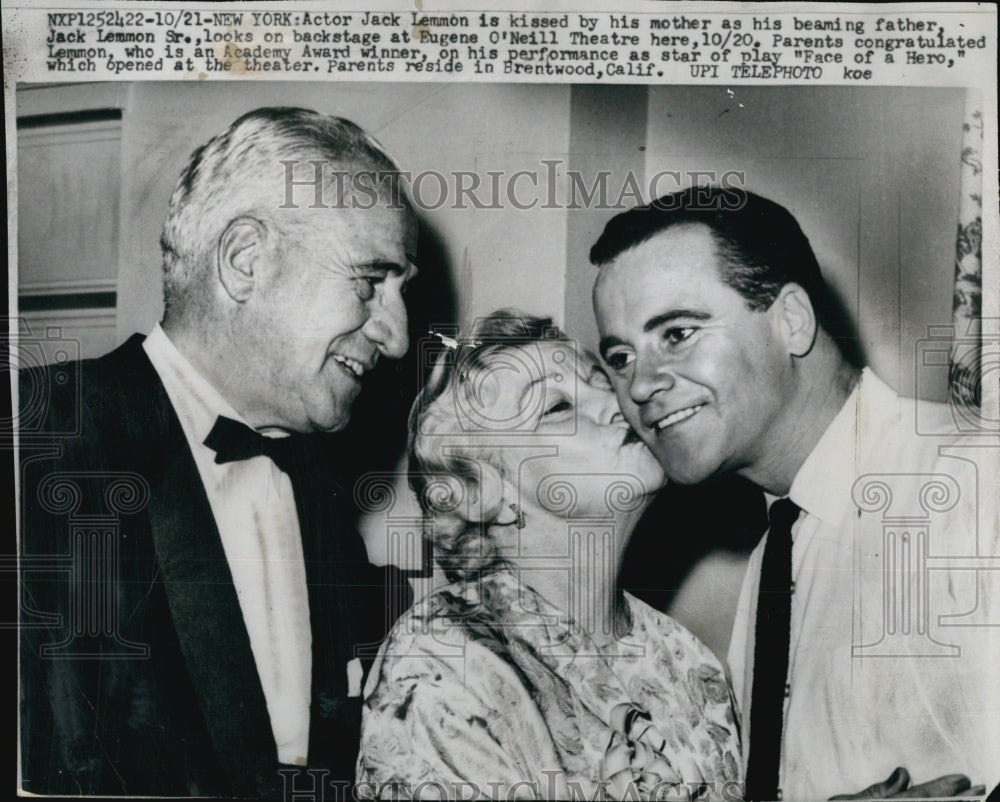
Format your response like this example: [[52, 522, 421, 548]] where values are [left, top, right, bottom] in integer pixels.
[[642, 309, 712, 333], [599, 309, 711, 356]]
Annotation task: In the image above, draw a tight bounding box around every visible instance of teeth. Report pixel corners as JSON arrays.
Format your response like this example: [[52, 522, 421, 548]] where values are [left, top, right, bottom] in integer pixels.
[[332, 354, 365, 378], [655, 404, 704, 431]]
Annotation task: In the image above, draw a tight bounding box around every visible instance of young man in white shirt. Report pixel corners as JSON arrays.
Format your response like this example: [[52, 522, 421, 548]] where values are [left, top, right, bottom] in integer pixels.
[[592, 186, 998, 801]]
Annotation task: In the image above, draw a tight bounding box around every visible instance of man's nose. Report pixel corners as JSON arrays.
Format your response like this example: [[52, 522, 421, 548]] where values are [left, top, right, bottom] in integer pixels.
[[628, 353, 675, 404], [363, 286, 409, 359]]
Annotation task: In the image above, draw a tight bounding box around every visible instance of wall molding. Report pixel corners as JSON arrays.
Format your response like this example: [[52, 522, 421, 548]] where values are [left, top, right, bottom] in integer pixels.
[[19, 278, 118, 296]]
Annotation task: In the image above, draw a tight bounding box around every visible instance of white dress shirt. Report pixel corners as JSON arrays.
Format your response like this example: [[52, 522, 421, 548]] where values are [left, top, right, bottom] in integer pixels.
[[143, 324, 312, 766], [728, 368, 1000, 800]]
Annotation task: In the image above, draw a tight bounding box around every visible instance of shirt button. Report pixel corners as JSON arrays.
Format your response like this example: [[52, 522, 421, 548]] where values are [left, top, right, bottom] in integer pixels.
[[776, 790, 783, 800], [790, 580, 796, 594], [784, 683, 791, 698]]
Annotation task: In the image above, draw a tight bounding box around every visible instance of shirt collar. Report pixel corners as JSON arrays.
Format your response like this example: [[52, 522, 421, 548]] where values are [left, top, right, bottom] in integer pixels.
[[787, 367, 893, 527], [142, 323, 251, 449]]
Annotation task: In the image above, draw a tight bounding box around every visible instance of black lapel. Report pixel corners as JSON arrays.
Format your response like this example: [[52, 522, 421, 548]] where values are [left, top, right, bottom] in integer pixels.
[[111, 340, 404, 786], [294, 437, 414, 780], [291, 438, 361, 775], [115, 339, 282, 797]]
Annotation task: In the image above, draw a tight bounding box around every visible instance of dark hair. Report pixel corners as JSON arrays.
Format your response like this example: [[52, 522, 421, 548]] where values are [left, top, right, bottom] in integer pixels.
[[407, 309, 571, 582], [590, 186, 830, 317]]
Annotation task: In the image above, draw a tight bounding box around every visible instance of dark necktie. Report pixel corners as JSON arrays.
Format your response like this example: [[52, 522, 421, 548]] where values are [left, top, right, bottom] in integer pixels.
[[744, 498, 801, 802], [203, 414, 302, 474]]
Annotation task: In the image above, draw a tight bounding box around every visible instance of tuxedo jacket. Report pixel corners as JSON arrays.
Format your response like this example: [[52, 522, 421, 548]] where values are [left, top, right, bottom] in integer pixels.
[[19, 335, 410, 796]]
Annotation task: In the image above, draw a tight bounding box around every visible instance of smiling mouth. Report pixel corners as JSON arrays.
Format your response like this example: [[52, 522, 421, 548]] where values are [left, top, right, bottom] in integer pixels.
[[654, 403, 706, 432], [331, 354, 368, 380]]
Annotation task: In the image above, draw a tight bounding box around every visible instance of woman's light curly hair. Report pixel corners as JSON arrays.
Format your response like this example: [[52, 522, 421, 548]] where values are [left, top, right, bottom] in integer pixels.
[[408, 309, 571, 582]]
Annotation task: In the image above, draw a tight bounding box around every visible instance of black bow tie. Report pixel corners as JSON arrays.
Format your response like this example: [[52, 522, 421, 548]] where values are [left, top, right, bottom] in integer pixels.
[[204, 415, 302, 475]]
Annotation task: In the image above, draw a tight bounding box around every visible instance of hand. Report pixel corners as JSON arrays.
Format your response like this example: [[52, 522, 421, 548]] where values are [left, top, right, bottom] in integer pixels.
[[829, 767, 986, 799]]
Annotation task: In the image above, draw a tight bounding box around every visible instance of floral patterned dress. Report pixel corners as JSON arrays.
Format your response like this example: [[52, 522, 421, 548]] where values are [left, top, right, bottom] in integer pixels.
[[356, 570, 741, 800]]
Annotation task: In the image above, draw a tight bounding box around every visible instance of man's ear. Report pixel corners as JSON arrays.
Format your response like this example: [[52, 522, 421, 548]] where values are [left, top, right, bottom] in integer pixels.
[[217, 217, 266, 303], [775, 282, 817, 357]]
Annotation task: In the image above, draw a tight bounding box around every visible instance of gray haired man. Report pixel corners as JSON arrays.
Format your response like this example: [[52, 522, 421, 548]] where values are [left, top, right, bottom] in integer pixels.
[[20, 107, 417, 796]]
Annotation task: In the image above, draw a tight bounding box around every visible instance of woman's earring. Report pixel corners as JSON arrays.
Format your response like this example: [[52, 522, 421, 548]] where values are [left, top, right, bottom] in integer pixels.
[[509, 502, 526, 530]]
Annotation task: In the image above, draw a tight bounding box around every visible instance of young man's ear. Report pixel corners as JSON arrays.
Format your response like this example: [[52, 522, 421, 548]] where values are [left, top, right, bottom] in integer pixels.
[[217, 217, 266, 303], [775, 282, 818, 357]]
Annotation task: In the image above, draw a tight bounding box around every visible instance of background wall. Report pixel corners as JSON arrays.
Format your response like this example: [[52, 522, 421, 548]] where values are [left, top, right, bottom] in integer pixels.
[[19, 82, 964, 400], [15, 82, 968, 661]]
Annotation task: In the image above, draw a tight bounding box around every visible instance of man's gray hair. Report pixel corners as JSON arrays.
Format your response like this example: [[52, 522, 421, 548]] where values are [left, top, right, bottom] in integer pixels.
[[160, 106, 406, 318]]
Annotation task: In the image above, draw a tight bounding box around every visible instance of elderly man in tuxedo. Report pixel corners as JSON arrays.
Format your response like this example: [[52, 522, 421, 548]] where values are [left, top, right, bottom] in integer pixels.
[[591, 187, 998, 801], [19, 107, 418, 796]]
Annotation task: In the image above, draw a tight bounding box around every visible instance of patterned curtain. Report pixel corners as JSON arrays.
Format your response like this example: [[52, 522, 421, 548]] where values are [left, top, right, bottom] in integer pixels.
[[949, 92, 983, 408]]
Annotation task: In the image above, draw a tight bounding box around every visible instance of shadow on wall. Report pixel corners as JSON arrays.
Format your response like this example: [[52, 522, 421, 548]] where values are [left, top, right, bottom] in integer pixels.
[[620, 474, 770, 602], [817, 263, 868, 371]]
